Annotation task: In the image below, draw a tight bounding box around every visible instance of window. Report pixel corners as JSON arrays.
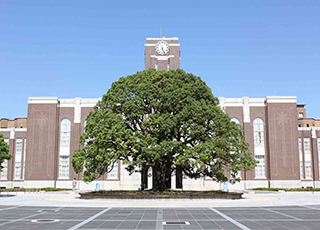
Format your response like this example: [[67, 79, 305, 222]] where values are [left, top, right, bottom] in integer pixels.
[[298, 124, 301, 127], [107, 161, 119, 180], [255, 156, 265, 178], [59, 118, 71, 179], [14, 138, 23, 179], [23, 138, 27, 180], [318, 138, 320, 179], [235, 171, 241, 179], [60, 119, 71, 156], [305, 162, 312, 179], [307, 124, 310, 127], [1, 139, 9, 180], [3, 138, 9, 145], [253, 118, 265, 157], [59, 156, 70, 178], [230, 118, 240, 125], [253, 118, 264, 146], [299, 112, 303, 118], [298, 138, 303, 179], [304, 138, 312, 179], [0, 160, 8, 180]]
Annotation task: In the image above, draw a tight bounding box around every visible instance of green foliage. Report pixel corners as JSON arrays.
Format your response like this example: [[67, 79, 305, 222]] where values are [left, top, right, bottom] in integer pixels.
[[0, 134, 11, 171], [72, 69, 256, 189], [40, 187, 72, 192]]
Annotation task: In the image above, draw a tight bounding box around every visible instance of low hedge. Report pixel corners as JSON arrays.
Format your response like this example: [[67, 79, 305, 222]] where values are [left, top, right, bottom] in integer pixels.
[[89, 190, 228, 195], [0, 187, 71, 192], [251, 187, 320, 192]]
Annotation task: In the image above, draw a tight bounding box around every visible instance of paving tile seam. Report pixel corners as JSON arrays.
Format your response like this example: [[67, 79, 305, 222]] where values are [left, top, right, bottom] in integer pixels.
[[134, 208, 147, 230], [301, 205, 320, 211], [114, 207, 136, 230], [0, 206, 22, 211], [185, 209, 204, 230], [67, 207, 112, 230], [259, 207, 303, 221]]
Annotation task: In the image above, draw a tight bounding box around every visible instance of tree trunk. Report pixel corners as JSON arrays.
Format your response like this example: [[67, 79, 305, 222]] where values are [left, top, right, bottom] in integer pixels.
[[152, 162, 167, 192], [140, 167, 148, 191]]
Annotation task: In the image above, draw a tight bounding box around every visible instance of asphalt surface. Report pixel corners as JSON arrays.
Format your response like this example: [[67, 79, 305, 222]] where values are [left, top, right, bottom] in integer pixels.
[[1, 205, 320, 230]]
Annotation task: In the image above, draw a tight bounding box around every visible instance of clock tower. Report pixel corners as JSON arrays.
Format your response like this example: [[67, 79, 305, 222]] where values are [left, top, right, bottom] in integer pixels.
[[145, 37, 180, 71]]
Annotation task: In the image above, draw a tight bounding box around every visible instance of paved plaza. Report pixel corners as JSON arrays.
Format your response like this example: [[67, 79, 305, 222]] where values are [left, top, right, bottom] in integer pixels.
[[1, 205, 320, 229], [1, 192, 320, 229]]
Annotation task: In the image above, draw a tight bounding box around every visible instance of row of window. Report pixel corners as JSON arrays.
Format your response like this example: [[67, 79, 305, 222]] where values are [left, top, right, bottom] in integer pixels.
[[298, 137, 320, 180], [231, 117, 265, 179], [6, 118, 319, 182], [0, 119, 119, 181], [58, 118, 119, 180], [298, 124, 313, 127], [0, 138, 27, 180]]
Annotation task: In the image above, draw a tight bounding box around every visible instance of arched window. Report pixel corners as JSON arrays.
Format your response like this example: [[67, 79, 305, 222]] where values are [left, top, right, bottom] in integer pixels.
[[253, 118, 264, 146], [59, 118, 71, 179], [253, 118, 265, 178], [107, 162, 119, 180], [230, 118, 240, 125]]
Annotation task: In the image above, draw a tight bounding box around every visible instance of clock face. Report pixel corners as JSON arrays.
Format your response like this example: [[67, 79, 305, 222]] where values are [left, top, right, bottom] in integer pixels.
[[155, 40, 169, 55]]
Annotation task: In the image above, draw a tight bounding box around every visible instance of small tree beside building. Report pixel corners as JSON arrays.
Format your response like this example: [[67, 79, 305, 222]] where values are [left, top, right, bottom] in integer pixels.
[[0, 134, 11, 171], [72, 69, 256, 191]]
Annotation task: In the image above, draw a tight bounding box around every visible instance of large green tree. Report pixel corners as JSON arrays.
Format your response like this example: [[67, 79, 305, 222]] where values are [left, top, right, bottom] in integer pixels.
[[0, 134, 11, 171], [72, 69, 256, 191]]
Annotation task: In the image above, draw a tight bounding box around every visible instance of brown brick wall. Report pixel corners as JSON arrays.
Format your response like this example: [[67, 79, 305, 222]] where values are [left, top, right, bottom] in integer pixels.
[[267, 103, 300, 180], [25, 103, 59, 180]]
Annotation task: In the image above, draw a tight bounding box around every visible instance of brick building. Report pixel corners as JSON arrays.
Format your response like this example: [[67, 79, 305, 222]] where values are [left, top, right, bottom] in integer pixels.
[[1, 37, 320, 190]]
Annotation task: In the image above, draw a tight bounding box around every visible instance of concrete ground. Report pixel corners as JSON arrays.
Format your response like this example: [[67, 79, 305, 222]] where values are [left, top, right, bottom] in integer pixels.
[[1, 191, 320, 229]]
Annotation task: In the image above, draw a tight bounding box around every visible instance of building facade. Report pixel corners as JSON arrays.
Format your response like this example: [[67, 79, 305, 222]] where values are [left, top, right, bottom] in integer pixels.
[[1, 37, 320, 191]]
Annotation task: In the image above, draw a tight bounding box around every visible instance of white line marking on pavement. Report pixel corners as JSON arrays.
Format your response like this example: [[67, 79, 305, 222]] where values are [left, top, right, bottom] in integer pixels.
[[156, 208, 163, 230], [0, 206, 21, 211], [209, 207, 251, 230], [68, 207, 112, 230], [260, 208, 302, 221]]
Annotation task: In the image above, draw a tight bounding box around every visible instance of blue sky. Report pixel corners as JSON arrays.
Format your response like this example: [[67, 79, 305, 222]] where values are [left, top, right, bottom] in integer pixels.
[[1, 1, 319, 119]]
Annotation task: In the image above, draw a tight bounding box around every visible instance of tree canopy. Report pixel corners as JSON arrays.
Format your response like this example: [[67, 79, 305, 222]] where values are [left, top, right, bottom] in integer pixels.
[[0, 133, 11, 171], [72, 69, 256, 191]]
